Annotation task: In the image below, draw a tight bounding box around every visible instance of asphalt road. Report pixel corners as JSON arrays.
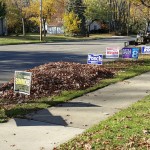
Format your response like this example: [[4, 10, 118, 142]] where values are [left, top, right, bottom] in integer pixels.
[[0, 36, 134, 84]]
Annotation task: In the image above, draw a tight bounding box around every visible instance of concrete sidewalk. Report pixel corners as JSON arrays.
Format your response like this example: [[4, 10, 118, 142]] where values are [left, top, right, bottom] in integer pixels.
[[0, 72, 150, 150]]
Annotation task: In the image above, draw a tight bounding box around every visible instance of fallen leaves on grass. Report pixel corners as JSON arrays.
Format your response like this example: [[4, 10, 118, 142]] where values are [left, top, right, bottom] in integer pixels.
[[126, 137, 150, 149], [0, 62, 114, 105]]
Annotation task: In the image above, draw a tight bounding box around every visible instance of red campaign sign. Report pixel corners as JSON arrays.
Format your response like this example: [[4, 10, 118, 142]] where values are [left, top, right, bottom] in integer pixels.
[[107, 51, 118, 54], [106, 47, 120, 58]]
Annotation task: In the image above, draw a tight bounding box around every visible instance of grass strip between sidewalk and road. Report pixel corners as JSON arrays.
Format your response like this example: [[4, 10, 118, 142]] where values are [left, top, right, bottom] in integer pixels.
[[0, 55, 150, 149]]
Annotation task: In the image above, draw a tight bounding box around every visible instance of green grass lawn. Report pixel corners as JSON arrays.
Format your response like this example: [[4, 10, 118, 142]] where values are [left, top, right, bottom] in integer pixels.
[[56, 96, 150, 150], [0, 33, 119, 45], [0, 34, 41, 45]]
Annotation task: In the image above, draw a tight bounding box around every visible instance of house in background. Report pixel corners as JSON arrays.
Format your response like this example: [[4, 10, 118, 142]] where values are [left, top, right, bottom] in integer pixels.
[[89, 20, 101, 32], [45, 19, 108, 35], [46, 21, 64, 34], [0, 18, 6, 35], [87, 20, 109, 33], [46, 1, 65, 35], [46, 20, 101, 35]]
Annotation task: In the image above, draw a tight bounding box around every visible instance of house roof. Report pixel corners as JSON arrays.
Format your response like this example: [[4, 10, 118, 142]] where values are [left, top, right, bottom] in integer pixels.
[[87, 19, 101, 26], [48, 21, 63, 27]]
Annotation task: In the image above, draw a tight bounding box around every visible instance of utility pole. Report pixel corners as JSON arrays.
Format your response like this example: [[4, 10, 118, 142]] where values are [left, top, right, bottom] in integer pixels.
[[127, 0, 131, 36], [40, 0, 42, 41], [108, 0, 112, 32]]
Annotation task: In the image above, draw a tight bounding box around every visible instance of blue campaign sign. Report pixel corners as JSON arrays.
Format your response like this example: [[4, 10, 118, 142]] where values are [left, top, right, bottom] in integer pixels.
[[141, 46, 150, 54], [122, 48, 132, 58], [122, 48, 139, 59], [87, 54, 103, 65], [131, 48, 139, 59]]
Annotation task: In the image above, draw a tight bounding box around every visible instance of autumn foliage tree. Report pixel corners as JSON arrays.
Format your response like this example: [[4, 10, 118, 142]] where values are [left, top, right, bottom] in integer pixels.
[[50, 0, 65, 22], [64, 0, 87, 36], [140, 0, 150, 8], [63, 11, 81, 36], [130, 0, 150, 33], [2, 0, 149, 36], [139, 0, 150, 28], [24, 0, 55, 37]]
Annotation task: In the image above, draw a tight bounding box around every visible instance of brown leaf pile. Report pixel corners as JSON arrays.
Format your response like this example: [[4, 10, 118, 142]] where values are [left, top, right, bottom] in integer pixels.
[[0, 62, 114, 104]]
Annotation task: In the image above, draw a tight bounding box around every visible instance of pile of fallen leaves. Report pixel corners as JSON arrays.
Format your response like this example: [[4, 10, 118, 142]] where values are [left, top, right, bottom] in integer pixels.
[[0, 62, 114, 104]]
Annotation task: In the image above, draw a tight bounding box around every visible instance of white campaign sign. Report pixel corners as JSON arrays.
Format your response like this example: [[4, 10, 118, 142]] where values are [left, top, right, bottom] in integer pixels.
[[106, 47, 119, 58], [141, 46, 150, 54]]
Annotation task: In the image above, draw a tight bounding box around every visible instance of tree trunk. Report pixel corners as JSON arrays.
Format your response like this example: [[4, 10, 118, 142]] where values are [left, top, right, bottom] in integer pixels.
[[22, 18, 25, 36], [0, 18, 4, 35], [43, 19, 47, 37]]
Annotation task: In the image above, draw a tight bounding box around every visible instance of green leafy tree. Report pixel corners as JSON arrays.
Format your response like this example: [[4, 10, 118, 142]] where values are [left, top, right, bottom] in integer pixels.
[[4, 0, 30, 35], [84, 0, 108, 21], [0, 0, 6, 18], [65, 0, 87, 36], [5, 0, 20, 34], [84, 0, 109, 34]]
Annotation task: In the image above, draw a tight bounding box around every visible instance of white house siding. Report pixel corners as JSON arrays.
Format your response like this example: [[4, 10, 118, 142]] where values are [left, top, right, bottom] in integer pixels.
[[89, 21, 101, 31], [47, 26, 64, 34]]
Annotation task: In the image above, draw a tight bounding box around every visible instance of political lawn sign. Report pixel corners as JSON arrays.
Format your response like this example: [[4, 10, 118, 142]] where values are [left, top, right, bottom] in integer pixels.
[[87, 54, 103, 65], [132, 48, 139, 59], [106, 47, 119, 58], [14, 71, 32, 95], [141, 46, 150, 54], [122, 48, 139, 59]]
